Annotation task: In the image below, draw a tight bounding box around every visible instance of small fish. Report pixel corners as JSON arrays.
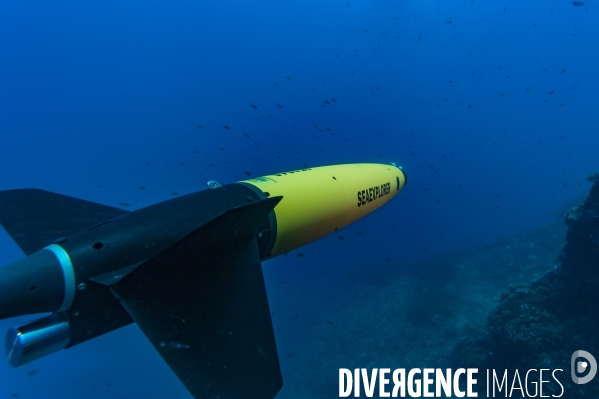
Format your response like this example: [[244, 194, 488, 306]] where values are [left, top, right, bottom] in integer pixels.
[[139, 186, 145, 190], [297, 253, 304, 257], [525, 87, 533, 92], [417, 33, 422, 42], [244, 172, 251, 176], [572, 1, 584, 6], [338, 235, 344, 240], [276, 103, 283, 109], [172, 192, 179, 196], [250, 104, 258, 109], [285, 76, 291, 80], [560, 69, 566, 74], [243, 133, 250, 138], [27, 370, 39, 376], [197, 125, 204, 129], [327, 321, 334, 326], [223, 125, 230, 130], [363, 29, 369, 34], [119, 202, 130, 207]]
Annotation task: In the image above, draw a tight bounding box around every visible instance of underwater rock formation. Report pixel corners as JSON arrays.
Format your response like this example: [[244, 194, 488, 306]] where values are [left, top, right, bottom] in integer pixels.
[[451, 173, 599, 397]]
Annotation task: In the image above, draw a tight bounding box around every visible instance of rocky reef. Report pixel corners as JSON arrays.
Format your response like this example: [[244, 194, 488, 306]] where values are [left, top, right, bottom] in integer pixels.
[[451, 173, 599, 397]]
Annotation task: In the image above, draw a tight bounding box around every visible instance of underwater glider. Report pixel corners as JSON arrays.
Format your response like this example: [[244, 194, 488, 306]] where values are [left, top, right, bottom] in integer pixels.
[[0, 162, 406, 399]]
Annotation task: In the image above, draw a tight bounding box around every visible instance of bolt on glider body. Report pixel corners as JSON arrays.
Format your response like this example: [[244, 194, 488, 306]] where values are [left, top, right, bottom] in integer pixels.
[[0, 162, 407, 399]]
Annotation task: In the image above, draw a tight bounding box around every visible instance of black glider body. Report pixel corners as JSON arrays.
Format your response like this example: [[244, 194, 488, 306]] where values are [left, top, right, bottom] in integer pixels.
[[0, 184, 282, 399]]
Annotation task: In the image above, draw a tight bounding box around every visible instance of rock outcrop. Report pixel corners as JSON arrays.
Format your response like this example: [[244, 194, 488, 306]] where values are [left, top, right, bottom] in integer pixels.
[[451, 173, 599, 397]]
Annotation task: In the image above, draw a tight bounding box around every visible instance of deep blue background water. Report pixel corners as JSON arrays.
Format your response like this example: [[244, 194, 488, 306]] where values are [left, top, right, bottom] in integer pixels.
[[0, 0, 597, 397]]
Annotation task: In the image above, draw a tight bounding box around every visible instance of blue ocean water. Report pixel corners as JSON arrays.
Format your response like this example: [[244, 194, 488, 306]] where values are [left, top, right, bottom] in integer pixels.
[[0, 0, 597, 398]]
